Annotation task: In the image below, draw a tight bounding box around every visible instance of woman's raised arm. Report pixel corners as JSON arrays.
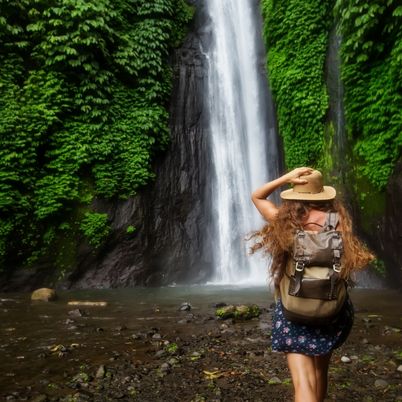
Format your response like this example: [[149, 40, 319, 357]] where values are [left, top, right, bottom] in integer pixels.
[[251, 167, 313, 221]]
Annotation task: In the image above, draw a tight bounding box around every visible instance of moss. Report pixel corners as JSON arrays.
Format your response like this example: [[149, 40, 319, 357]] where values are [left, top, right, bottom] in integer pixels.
[[261, 0, 334, 169], [216, 304, 260, 320]]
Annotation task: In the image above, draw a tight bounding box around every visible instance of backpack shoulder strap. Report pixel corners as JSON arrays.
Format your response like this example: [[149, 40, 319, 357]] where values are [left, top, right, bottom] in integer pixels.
[[324, 212, 339, 231]]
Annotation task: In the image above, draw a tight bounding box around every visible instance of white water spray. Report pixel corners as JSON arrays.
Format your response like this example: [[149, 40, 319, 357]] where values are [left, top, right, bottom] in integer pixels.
[[204, 0, 280, 285]]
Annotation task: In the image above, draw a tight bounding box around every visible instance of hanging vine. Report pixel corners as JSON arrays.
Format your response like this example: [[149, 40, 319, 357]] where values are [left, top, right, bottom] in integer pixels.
[[0, 0, 193, 269]]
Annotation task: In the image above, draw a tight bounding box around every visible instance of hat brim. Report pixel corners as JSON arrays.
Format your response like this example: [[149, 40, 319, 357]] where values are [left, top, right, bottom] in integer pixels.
[[280, 185, 336, 201]]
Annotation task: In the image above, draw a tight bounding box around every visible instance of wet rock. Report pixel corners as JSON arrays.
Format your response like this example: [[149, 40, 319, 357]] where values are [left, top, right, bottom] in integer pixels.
[[147, 328, 159, 337], [95, 365, 106, 379], [5, 392, 25, 402], [341, 356, 351, 363], [215, 305, 236, 319], [160, 362, 170, 373], [383, 325, 401, 335], [155, 350, 166, 358], [131, 332, 144, 340], [221, 328, 235, 335], [177, 318, 191, 324], [268, 377, 282, 385], [31, 395, 48, 402], [71, 371, 91, 385], [190, 351, 202, 361], [68, 309, 87, 317], [179, 302, 192, 311], [213, 302, 227, 308], [31, 288, 57, 302], [168, 357, 180, 366], [70, 391, 93, 401], [374, 379, 388, 389], [215, 304, 260, 320]]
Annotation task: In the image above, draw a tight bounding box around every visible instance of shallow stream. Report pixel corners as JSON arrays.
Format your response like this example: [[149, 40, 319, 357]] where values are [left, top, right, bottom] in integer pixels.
[[0, 286, 401, 398]]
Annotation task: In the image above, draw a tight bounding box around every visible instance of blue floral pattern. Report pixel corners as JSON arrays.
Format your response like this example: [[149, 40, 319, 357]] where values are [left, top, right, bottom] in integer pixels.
[[271, 298, 354, 356]]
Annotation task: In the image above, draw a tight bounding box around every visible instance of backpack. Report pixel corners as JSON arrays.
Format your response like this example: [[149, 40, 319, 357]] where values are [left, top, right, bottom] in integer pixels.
[[279, 212, 347, 326]]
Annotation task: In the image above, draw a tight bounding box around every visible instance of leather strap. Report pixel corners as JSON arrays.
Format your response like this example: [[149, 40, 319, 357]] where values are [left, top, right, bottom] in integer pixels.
[[292, 212, 343, 298], [325, 211, 339, 231]]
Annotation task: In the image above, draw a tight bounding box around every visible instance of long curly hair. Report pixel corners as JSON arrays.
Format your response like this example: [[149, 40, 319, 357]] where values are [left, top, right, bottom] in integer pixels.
[[249, 199, 375, 287]]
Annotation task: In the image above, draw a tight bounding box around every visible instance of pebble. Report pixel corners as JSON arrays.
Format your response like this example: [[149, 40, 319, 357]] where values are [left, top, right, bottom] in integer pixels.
[[160, 362, 170, 372], [374, 379, 388, 389], [152, 333, 162, 340], [397, 365, 402, 372], [177, 319, 190, 324], [179, 302, 192, 311], [68, 309, 86, 318], [154, 350, 166, 358], [341, 356, 351, 363], [95, 365, 106, 379], [268, 376, 282, 385], [168, 357, 180, 366], [31, 395, 48, 402], [131, 333, 142, 340]]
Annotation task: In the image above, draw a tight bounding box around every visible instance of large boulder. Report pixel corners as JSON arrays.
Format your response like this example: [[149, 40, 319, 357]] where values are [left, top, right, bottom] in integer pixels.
[[31, 288, 57, 302]]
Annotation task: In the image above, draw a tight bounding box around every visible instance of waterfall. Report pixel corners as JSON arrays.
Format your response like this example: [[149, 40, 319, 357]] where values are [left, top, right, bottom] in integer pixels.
[[203, 0, 280, 285]]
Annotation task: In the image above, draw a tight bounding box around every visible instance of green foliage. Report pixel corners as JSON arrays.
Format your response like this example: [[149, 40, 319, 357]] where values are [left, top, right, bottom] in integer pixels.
[[164, 342, 178, 354], [0, 0, 193, 269], [261, 0, 334, 169], [126, 225, 136, 234], [80, 212, 110, 248], [371, 259, 386, 277], [335, 0, 402, 189]]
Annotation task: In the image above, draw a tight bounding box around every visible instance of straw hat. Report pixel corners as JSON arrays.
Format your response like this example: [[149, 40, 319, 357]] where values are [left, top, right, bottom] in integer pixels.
[[280, 170, 336, 201]]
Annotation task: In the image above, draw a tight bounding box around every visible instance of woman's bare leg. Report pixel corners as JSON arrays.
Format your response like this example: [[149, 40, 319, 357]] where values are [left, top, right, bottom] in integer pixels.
[[287, 353, 318, 402], [314, 353, 332, 402]]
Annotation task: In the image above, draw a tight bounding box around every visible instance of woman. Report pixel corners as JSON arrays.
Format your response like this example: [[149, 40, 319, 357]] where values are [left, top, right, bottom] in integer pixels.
[[251, 167, 374, 402]]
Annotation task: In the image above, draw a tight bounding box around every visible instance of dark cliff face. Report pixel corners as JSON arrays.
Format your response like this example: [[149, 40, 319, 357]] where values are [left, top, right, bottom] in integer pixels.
[[325, 27, 401, 289], [64, 5, 212, 288], [0, 3, 212, 291], [373, 160, 402, 288]]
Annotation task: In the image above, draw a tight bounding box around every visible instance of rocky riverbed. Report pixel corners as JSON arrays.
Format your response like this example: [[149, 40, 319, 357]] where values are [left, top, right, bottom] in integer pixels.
[[0, 288, 401, 401]]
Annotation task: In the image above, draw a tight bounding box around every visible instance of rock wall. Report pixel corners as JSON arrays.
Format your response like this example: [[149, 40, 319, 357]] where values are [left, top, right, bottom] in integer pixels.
[[372, 160, 402, 288], [64, 4, 212, 288], [0, 2, 212, 290]]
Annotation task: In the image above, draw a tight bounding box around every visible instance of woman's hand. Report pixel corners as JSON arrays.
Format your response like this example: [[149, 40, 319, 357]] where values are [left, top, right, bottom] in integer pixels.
[[251, 167, 314, 222], [283, 167, 313, 185]]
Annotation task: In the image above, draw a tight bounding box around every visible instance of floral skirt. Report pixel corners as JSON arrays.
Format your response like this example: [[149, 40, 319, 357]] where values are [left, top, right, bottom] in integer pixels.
[[271, 298, 354, 356]]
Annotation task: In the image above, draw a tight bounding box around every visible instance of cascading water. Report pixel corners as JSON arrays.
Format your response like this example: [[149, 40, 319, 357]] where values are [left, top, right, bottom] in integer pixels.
[[203, 0, 280, 285]]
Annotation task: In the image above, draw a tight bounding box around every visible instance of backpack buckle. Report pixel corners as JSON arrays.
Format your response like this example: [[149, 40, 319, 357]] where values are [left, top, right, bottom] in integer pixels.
[[333, 263, 341, 273], [295, 261, 305, 272]]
